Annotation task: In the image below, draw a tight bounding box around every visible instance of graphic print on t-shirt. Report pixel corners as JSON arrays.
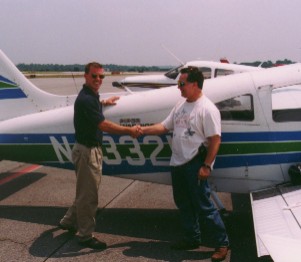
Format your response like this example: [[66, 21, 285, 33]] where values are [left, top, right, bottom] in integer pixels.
[[174, 107, 196, 138]]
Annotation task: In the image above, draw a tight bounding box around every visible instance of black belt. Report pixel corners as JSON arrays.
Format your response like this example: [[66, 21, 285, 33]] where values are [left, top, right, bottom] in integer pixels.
[[77, 141, 102, 148], [176, 144, 207, 168]]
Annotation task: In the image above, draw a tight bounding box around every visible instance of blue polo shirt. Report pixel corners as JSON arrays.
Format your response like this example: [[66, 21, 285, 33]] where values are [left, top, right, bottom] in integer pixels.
[[74, 85, 105, 147]]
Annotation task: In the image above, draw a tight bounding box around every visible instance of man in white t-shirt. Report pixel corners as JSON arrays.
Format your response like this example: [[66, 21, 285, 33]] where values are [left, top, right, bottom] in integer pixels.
[[142, 67, 229, 261]]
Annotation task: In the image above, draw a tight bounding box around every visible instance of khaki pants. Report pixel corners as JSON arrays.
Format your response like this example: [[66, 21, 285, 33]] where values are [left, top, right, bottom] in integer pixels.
[[60, 143, 103, 241]]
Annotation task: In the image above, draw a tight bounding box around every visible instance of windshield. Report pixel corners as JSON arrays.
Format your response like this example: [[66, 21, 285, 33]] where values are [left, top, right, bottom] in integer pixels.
[[164, 65, 183, 80]]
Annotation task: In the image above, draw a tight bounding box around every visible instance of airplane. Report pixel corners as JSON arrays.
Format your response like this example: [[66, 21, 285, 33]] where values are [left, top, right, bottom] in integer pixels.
[[1, 49, 301, 261], [112, 59, 262, 90]]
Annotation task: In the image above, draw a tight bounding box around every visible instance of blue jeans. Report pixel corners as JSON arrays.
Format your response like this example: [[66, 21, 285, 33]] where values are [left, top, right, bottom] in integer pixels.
[[171, 155, 229, 247]]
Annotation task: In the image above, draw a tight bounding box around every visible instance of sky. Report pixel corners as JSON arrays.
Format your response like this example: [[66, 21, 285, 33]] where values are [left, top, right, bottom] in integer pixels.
[[1, 0, 301, 66]]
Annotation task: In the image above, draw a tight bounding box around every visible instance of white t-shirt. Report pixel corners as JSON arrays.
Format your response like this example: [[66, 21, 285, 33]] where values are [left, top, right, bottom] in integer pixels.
[[161, 95, 221, 166]]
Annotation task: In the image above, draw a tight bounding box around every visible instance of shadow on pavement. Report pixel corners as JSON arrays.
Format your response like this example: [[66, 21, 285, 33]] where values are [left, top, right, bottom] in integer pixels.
[[0, 172, 46, 201], [0, 193, 270, 261]]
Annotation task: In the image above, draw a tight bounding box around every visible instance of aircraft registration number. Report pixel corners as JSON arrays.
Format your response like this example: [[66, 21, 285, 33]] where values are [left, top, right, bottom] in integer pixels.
[[50, 135, 172, 166]]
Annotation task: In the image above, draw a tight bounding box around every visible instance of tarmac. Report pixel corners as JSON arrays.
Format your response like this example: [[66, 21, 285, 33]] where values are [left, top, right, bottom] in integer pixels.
[[0, 75, 272, 262], [0, 161, 271, 262]]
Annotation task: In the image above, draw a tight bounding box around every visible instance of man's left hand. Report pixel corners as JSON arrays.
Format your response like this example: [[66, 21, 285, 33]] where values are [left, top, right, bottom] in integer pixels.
[[198, 167, 210, 180], [103, 96, 120, 106]]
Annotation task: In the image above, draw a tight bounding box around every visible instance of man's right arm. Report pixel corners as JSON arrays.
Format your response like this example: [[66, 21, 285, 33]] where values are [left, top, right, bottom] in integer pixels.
[[98, 120, 141, 138], [142, 123, 169, 135]]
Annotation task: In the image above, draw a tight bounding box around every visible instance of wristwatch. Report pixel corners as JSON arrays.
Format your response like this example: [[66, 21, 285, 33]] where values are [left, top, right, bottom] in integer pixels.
[[201, 163, 211, 171]]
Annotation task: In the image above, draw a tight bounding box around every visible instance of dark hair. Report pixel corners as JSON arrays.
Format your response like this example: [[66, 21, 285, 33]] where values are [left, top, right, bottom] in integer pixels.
[[85, 62, 103, 74], [180, 66, 204, 89]]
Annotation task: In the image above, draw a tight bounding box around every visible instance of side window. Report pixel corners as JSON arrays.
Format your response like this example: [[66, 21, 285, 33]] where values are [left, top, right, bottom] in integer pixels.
[[273, 108, 301, 122], [272, 88, 301, 122], [216, 94, 254, 121], [214, 69, 235, 78]]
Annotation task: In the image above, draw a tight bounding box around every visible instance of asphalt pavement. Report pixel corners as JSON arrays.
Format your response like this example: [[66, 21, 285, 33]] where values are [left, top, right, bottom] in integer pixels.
[[0, 160, 270, 262]]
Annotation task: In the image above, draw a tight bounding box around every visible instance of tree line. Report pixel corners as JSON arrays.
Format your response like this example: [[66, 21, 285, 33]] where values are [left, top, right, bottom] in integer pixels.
[[240, 59, 295, 68], [16, 63, 170, 73], [16, 59, 296, 73]]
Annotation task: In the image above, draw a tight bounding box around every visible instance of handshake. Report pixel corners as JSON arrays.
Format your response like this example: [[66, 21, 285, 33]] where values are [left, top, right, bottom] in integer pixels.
[[126, 123, 165, 139], [129, 125, 144, 138]]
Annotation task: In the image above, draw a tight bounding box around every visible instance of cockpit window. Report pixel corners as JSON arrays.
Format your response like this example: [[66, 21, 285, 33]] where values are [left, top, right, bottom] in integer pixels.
[[215, 69, 235, 78], [216, 94, 254, 121], [165, 66, 213, 80], [198, 67, 211, 79]]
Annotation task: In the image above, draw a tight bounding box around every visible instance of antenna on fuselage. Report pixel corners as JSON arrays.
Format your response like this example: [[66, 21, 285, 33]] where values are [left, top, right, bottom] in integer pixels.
[[71, 72, 80, 94], [161, 44, 184, 65]]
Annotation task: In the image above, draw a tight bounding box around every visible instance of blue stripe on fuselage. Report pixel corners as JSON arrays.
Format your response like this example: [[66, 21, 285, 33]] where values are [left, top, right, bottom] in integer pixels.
[[0, 88, 27, 99], [0, 132, 300, 172], [0, 134, 75, 143], [41, 159, 170, 175], [222, 131, 301, 142], [215, 152, 301, 169], [1, 131, 300, 144]]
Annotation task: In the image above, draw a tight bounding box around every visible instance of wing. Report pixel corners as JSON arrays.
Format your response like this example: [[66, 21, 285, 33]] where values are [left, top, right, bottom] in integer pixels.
[[251, 184, 301, 261]]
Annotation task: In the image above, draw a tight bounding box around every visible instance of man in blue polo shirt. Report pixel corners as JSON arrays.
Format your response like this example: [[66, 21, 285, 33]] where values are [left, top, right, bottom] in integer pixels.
[[59, 62, 140, 249]]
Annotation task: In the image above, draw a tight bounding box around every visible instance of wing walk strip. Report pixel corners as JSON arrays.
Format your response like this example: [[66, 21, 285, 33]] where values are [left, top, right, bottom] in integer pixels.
[[250, 184, 301, 262]]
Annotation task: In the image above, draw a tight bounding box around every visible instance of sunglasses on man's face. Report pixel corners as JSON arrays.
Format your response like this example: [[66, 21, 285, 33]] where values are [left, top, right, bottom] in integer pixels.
[[178, 81, 186, 88], [91, 73, 105, 79]]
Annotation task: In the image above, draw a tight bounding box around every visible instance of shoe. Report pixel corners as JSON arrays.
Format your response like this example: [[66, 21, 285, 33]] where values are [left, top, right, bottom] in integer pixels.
[[79, 237, 107, 250], [58, 223, 77, 234], [211, 247, 228, 261], [170, 239, 200, 250]]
